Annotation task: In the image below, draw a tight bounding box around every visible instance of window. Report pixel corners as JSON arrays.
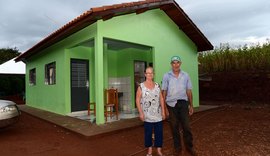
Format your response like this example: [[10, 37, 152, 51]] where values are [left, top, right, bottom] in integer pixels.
[[45, 62, 56, 85], [29, 68, 36, 85]]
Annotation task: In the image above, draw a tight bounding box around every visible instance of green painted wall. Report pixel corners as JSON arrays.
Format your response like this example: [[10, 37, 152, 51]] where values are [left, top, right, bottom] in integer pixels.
[[25, 46, 66, 114], [65, 46, 95, 110], [107, 48, 152, 107], [107, 48, 151, 77], [26, 8, 202, 124], [98, 9, 200, 107], [26, 23, 97, 115]]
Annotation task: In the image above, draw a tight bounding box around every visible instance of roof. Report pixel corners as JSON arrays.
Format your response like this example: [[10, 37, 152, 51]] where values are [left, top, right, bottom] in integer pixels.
[[0, 58, 25, 74], [15, 0, 213, 62]]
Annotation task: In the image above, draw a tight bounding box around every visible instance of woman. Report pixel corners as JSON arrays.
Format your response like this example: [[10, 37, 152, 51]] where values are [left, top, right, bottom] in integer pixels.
[[136, 66, 166, 156]]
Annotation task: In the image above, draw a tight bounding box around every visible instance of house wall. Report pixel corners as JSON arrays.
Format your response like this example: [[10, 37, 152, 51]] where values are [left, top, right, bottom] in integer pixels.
[[98, 9, 200, 107], [107, 48, 152, 110], [25, 47, 66, 114], [107, 48, 151, 79], [25, 23, 97, 114], [26, 8, 201, 119], [65, 46, 95, 111]]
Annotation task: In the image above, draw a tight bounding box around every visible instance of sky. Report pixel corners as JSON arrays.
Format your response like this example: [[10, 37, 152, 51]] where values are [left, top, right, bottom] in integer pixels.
[[0, 0, 270, 52]]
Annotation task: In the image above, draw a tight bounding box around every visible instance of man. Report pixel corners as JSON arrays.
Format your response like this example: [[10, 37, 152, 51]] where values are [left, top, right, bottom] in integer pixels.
[[162, 56, 197, 156]]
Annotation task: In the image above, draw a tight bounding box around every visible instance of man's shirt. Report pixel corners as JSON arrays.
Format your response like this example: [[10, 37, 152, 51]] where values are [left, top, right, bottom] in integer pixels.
[[162, 70, 192, 107]]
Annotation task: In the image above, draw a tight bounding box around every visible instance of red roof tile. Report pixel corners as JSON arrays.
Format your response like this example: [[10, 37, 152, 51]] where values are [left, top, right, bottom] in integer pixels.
[[15, 0, 213, 62]]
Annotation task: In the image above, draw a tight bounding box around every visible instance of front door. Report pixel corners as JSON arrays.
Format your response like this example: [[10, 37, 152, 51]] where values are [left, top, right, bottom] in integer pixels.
[[71, 59, 89, 112]]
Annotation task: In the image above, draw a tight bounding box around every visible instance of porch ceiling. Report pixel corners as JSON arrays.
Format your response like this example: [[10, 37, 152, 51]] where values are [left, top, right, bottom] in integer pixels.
[[104, 38, 151, 51], [70, 38, 151, 51]]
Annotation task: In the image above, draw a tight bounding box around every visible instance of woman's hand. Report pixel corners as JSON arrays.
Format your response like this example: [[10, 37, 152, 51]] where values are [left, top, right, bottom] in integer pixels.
[[139, 113, 145, 121]]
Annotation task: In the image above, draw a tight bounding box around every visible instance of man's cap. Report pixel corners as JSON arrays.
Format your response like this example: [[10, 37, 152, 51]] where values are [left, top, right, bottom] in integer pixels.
[[171, 56, 181, 62]]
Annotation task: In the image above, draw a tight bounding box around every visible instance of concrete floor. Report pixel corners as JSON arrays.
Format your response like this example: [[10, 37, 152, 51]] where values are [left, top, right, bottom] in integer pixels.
[[18, 104, 219, 138]]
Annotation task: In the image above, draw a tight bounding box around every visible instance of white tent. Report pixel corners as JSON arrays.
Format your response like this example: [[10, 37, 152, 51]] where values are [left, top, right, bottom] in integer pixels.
[[0, 58, 25, 74]]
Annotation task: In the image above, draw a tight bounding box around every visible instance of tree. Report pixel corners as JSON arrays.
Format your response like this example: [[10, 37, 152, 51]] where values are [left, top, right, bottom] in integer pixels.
[[0, 47, 20, 64]]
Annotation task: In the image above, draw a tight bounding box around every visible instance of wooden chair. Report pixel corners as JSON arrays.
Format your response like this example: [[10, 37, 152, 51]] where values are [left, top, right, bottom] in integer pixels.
[[88, 102, 96, 116], [104, 88, 119, 122]]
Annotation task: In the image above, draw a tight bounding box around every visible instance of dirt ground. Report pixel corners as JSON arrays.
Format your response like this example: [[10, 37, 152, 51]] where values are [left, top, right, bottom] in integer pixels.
[[1, 103, 270, 156], [199, 71, 270, 103]]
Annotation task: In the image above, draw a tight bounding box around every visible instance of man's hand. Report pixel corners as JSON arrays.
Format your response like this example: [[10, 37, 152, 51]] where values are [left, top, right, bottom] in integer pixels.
[[162, 112, 166, 120], [165, 107, 169, 118], [189, 106, 194, 116]]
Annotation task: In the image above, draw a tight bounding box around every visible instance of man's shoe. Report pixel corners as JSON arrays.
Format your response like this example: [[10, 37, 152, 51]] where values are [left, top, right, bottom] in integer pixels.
[[186, 148, 197, 156]]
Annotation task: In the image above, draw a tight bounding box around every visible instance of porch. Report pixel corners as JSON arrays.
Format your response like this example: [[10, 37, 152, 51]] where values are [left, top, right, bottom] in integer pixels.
[[69, 38, 153, 124], [18, 104, 219, 138]]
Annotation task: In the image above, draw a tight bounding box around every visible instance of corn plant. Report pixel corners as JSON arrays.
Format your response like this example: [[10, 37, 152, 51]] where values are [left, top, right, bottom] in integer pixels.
[[198, 41, 270, 73]]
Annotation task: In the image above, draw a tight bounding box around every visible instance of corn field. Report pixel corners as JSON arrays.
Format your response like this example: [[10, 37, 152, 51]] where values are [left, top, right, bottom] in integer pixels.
[[198, 41, 270, 73]]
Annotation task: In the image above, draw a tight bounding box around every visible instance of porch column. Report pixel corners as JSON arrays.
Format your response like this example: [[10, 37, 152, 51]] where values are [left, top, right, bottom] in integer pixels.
[[94, 35, 105, 124], [103, 43, 108, 88]]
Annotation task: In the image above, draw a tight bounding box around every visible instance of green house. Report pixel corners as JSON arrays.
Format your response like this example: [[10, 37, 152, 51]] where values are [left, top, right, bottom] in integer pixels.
[[15, 0, 213, 124]]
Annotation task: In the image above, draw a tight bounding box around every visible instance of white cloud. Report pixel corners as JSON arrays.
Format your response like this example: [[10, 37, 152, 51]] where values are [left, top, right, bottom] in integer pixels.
[[0, 0, 269, 52], [178, 0, 270, 47]]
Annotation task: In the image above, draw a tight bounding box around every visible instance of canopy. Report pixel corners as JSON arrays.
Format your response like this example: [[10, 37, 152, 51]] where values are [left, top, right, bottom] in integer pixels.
[[0, 58, 25, 74]]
